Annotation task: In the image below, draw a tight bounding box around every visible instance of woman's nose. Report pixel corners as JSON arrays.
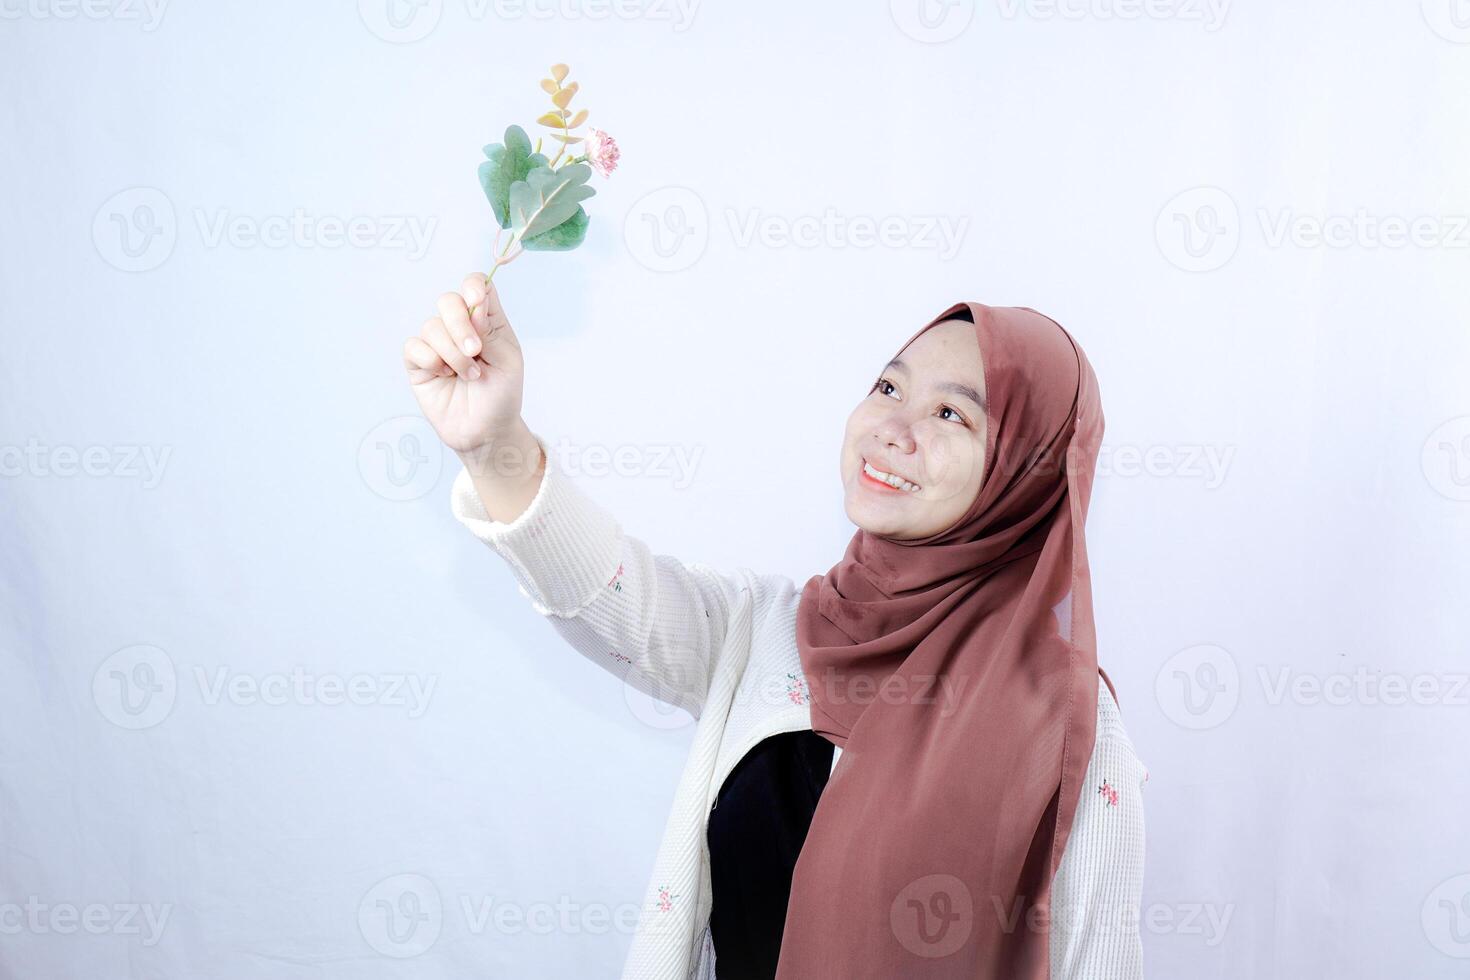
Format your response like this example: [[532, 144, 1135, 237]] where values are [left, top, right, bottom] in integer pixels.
[[872, 417, 916, 453]]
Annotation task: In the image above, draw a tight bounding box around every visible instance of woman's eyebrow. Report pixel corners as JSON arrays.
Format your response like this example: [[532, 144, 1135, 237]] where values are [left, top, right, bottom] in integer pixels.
[[884, 358, 987, 411]]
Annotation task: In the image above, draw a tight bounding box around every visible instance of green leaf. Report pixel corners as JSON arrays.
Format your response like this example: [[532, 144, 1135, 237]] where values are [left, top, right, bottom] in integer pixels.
[[508, 163, 596, 240], [478, 125, 549, 229], [520, 205, 589, 251]]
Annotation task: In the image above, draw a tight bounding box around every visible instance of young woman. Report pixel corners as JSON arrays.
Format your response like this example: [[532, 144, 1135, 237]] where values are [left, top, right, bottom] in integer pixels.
[[403, 277, 1148, 979]]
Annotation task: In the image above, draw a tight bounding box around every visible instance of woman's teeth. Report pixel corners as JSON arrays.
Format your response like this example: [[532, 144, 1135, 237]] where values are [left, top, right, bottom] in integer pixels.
[[864, 460, 921, 492]]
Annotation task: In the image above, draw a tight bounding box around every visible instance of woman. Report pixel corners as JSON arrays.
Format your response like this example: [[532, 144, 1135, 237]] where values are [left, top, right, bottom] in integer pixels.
[[402, 277, 1148, 979]]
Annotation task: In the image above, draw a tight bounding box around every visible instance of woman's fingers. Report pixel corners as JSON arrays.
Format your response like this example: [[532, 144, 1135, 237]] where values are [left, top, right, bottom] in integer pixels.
[[404, 276, 518, 388], [436, 290, 482, 361], [455, 274, 521, 363], [403, 336, 453, 380], [421, 315, 480, 381]]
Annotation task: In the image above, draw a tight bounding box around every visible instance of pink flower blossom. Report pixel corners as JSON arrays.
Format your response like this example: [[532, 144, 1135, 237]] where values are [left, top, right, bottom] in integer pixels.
[[585, 128, 620, 178]]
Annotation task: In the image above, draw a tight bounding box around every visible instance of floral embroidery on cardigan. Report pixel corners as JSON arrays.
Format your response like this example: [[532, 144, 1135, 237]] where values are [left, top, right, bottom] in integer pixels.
[[607, 562, 625, 592], [785, 672, 807, 706], [1098, 779, 1119, 807], [607, 650, 632, 665], [656, 884, 677, 912]]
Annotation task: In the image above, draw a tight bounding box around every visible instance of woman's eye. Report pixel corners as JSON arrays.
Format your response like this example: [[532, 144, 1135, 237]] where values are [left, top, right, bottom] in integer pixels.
[[871, 379, 966, 425]]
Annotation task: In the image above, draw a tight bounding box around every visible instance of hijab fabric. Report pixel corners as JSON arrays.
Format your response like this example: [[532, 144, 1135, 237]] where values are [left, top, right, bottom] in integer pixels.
[[777, 301, 1113, 978]]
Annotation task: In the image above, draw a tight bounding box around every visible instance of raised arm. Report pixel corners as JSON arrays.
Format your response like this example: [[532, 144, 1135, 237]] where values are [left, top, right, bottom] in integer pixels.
[[403, 274, 735, 719], [450, 429, 737, 717]]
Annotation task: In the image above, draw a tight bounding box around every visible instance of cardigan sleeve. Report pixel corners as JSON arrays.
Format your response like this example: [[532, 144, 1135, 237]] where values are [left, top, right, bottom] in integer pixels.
[[449, 429, 737, 721], [1047, 687, 1148, 979]]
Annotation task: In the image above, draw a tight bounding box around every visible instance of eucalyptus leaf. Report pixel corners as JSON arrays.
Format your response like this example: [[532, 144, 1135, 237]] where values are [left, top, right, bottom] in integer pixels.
[[508, 163, 596, 240], [478, 124, 549, 229], [520, 205, 589, 251]]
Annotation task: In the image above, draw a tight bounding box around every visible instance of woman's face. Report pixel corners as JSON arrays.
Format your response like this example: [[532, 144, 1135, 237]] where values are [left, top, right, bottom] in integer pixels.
[[840, 319, 989, 540]]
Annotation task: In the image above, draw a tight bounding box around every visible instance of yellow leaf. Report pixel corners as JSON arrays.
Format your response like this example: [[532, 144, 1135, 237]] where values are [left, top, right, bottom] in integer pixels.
[[539, 79, 557, 94], [550, 64, 569, 82], [567, 109, 588, 127], [551, 134, 584, 143], [536, 112, 566, 128], [551, 88, 576, 109]]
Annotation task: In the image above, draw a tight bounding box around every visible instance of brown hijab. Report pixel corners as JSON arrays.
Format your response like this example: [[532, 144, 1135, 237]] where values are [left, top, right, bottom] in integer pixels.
[[778, 301, 1114, 978]]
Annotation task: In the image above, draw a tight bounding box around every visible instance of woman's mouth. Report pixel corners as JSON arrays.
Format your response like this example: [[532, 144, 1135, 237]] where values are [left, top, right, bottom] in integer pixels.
[[861, 458, 922, 493]]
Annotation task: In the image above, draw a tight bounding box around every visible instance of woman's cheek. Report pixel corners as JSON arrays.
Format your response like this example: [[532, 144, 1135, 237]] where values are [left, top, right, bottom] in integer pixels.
[[927, 443, 981, 504]]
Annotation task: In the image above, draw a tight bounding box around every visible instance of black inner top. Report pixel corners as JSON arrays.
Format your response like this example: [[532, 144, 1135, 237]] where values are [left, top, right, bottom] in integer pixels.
[[705, 729, 836, 980]]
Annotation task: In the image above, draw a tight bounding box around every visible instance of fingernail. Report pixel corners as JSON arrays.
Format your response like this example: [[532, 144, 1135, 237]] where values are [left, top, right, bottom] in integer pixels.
[[462, 337, 479, 355], [467, 364, 481, 381]]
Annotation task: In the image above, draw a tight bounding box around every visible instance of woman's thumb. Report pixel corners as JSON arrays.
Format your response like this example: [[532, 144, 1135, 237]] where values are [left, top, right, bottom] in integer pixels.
[[467, 276, 521, 359]]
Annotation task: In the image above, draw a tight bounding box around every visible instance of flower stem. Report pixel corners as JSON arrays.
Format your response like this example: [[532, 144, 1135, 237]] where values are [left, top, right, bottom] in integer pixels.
[[480, 230, 519, 293], [547, 77, 573, 168]]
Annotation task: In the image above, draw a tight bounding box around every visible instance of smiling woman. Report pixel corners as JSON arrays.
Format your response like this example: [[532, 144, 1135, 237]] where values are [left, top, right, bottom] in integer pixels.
[[407, 282, 1147, 979], [781, 301, 1134, 978]]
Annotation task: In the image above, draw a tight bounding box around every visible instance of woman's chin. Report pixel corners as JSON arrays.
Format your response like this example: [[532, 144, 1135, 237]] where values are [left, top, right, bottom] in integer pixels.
[[844, 497, 914, 538]]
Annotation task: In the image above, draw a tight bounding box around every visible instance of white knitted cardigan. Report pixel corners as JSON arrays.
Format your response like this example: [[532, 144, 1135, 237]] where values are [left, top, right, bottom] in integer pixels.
[[450, 431, 1148, 979]]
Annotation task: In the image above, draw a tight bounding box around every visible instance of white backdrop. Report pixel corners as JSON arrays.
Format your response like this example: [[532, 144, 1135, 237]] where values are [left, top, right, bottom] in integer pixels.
[[3, 1, 1469, 977]]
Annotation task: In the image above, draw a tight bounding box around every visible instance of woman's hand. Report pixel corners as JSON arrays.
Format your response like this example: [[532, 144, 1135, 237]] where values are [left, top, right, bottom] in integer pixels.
[[402, 274, 525, 457]]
